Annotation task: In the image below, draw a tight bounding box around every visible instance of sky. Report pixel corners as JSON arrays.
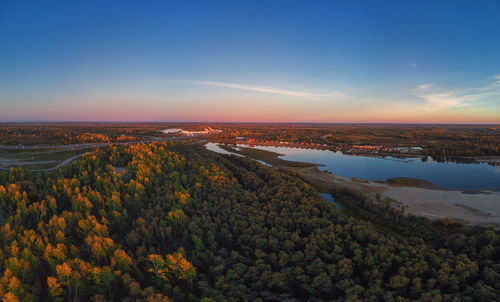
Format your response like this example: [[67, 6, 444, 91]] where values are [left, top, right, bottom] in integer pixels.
[[0, 0, 499, 123]]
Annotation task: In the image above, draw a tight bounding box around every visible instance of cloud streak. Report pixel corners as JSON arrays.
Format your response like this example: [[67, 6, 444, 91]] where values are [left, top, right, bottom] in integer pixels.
[[413, 75, 500, 111], [177, 80, 348, 100]]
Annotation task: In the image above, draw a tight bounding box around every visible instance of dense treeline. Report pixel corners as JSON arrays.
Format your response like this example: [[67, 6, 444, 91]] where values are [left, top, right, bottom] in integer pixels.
[[0, 123, 225, 146], [2, 123, 499, 159], [0, 142, 498, 301], [0, 124, 170, 146], [317, 179, 499, 261]]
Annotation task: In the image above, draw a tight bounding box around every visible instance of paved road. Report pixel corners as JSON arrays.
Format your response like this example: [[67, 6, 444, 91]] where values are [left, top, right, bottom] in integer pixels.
[[45, 152, 96, 171], [0, 135, 199, 172]]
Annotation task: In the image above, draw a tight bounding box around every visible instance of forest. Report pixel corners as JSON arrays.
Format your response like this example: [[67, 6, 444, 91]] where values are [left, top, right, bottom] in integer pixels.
[[0, 123, 221, 146], [0, 124, 167, 146], [0, 141, 498, 301], [2, 123, 499, 161], [1, 123, 499, 164]]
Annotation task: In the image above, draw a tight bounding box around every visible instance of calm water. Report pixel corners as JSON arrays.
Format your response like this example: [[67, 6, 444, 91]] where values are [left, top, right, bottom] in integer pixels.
[[205, 143, 272, 165], [321, 193, 342, 210], [205, 143, 244, 156], [237, 145, 500, 190]]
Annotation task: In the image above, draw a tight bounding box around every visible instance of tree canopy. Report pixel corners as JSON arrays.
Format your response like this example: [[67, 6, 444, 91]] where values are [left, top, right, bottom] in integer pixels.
[[0, 142, 498, 301]]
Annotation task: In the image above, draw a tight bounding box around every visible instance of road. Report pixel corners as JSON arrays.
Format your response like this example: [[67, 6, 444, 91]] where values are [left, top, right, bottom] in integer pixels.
[[0, 135, 198, 172]]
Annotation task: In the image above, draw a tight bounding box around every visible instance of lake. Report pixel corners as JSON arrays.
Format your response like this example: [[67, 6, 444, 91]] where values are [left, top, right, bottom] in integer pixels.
[[210, 144, 498, 191]]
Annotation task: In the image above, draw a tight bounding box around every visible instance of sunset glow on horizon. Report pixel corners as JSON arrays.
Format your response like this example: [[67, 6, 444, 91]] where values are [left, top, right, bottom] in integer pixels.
[[1, 1, 499, 123]]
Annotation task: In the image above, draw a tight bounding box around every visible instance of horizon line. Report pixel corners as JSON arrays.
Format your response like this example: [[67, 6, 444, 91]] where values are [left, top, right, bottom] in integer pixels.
[[0, 121, 499, 126]]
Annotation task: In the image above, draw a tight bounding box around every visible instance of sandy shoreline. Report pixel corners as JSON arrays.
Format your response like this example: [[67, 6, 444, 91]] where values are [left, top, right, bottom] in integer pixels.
[[211, 143, 500, 228], [290, 166, 500, 228]]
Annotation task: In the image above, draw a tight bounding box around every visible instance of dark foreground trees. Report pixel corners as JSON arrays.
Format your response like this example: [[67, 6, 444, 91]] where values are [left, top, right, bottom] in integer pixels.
[[0, 142, 498, 301]]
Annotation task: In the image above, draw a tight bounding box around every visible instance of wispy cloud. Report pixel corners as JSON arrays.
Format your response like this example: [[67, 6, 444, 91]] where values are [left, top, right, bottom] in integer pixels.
[[491, 74, 500, 88], [419, 92, 476, 110], [412, 83, 433, 93], [176, 79, 348, 100], [413, 75, 500, 111]]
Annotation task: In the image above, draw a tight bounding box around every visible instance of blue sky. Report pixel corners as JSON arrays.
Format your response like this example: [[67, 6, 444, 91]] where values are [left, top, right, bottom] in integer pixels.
[[0, 0, 499, 122]]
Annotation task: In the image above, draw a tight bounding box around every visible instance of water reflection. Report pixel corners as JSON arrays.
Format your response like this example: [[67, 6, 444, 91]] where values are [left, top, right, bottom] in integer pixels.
[[241, 145, 500, 190], [321, 193, 342, 210], [205, 143, 243, 156]]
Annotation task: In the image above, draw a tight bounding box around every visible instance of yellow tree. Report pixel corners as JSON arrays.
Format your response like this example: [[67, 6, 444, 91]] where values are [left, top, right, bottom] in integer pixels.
[[55, 262, 82, 300], [47, 277, 62, 301], [164, 249, 196, 282], [111, 249, 133, 272], [0, 269, 27, 302], [147, 248, 196, 285], [2, 292, 20, 302], [84, 235, 114, 265], [147, 255, 166, 281]]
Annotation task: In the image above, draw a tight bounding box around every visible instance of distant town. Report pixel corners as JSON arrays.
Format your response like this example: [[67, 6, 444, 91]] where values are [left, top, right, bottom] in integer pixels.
[[234, 137, 423, 156], [161, 127, 223, 136], [161, 128, 425, 157]]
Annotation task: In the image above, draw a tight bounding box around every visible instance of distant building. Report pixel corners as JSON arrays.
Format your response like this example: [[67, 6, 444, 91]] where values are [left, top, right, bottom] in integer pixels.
[[180, 127, 223, 136]]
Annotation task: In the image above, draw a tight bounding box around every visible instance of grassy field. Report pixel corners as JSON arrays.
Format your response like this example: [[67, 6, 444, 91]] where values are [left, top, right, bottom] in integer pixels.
[[0, 148, 66, 156], [20, 162, 64, 170], [384, 177, 443, 189], [0, 147, 93, 171], [2, 148, 90, 159]]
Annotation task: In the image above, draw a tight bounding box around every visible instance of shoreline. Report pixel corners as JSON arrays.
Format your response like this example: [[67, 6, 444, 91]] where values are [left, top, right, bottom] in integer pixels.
[[218, 144, 318, 168], [217, 144, 500, 228], [217, 141, 500, 166], [289, 166, 500, 228]]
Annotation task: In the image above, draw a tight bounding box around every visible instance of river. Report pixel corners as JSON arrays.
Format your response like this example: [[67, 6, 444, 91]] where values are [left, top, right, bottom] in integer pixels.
[[205, 143, 500, 191], [241, 145, 500, 190]]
